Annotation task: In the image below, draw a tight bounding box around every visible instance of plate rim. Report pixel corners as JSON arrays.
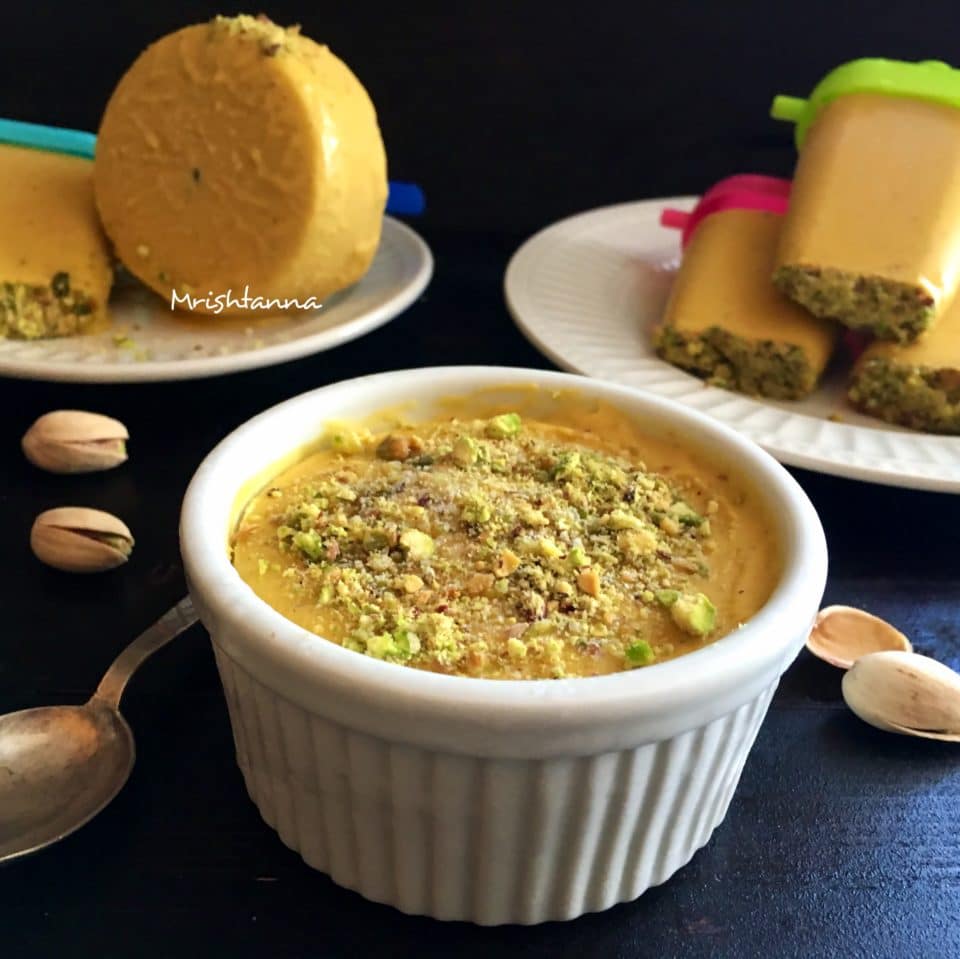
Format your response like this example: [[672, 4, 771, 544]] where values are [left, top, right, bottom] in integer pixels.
[[0, 215, 433, 384], [505, 198, 960, 494]]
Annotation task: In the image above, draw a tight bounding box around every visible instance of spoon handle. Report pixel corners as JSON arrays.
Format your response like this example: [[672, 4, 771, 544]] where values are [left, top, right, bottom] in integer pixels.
[[90, 596, 199, 710]]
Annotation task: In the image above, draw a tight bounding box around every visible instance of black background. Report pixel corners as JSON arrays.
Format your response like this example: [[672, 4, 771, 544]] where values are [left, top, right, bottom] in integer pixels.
[[6, 0, 960, 234], [2, 3, 960, 958]]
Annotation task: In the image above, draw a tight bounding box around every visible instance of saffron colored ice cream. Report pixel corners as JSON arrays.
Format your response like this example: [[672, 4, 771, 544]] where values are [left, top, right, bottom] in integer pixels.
[[94, 14, 388, 316]]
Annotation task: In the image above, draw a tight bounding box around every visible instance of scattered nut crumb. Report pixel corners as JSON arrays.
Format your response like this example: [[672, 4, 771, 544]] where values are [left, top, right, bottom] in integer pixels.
[[577, 568, 601, 597]]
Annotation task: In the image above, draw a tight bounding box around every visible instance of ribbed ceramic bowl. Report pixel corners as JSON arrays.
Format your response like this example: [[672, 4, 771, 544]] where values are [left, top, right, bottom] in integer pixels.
[[180, 366, 827, 925]]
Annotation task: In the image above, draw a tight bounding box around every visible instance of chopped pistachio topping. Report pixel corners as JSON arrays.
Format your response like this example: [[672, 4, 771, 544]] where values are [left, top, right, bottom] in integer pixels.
[[669, 592, 717, 637], [655, 589, 679, 607], [210, 13, 300, 56], [485, 413, 523, 438], [258, 416, 720, 677], [452, 435, 480, 466], [399, 528, 434, 560], [625, 640, 655, 667]]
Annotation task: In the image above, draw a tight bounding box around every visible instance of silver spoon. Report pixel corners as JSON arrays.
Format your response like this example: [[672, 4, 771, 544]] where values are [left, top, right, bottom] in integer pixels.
[[0, 596, 198, 863]]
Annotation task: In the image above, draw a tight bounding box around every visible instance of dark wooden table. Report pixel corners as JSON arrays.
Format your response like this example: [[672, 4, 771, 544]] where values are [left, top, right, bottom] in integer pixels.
[[1, 229, 958, 958], [5, 0, 960, 950]]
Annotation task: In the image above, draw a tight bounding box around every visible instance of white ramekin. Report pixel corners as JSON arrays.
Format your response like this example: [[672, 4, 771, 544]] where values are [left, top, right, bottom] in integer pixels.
[[180, 367, 827, 925]]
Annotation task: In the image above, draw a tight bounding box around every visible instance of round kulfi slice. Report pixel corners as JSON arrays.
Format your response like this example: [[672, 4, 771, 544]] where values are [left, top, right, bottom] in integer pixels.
[[94, 15, 387, 316]]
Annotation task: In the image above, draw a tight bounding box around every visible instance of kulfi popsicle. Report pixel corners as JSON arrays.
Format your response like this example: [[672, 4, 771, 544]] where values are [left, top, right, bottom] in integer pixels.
[[0, 145, 112, 339], [771, 59, 960, 343], [94, 14, 387, 316], [654, 175, 837, 400], [848, 300, 960, 434]]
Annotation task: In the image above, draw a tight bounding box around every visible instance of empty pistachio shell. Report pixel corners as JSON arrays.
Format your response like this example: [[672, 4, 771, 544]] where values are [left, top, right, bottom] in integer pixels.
[[842, 651, 960, 742], [22, 410, 128, 474], [30, 507, 134, 573], [807, 605, 912, 670]]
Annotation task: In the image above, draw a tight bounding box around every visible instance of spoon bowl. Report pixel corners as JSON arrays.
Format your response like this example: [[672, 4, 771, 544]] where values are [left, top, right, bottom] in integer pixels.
[[0, 704, 134, 862], [0, 598, 197, 864]]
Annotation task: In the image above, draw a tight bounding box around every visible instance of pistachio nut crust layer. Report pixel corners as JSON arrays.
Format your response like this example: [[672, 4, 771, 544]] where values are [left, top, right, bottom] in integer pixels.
[[848, 314, 960, 433], [774, 93, 960, 342], [848, 358, 960, 433], [654, 209, 836, 400], [773, 265, 934, 343], [655, 325, 819, 400], [0, 146, 112, 339]]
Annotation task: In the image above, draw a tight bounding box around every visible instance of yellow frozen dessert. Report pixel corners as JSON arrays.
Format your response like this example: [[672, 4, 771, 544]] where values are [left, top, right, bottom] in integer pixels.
[[232, 406, 779, 679], [848, 299, 960, 434], [772, 59, 960, 343], [94, 14, 387, 316], [654, 176, 837, 400], [0, 145, 112, 338]]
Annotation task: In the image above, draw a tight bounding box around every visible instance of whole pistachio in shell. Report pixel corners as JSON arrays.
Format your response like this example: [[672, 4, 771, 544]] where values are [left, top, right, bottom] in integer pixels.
[[22, 410, 128, 474], [30, 507, 134, 573]]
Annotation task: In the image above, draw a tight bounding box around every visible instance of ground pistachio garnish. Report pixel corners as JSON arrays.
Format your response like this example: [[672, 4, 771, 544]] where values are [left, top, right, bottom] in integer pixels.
[[232, 413, 741, 680], [0, 275, 97, 339]]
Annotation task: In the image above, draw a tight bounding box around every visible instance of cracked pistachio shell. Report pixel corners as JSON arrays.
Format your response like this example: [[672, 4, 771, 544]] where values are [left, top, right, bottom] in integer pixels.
[[22, 410, 128, 474], [807, 605, 912, 670], [30, 507, 134, 573]]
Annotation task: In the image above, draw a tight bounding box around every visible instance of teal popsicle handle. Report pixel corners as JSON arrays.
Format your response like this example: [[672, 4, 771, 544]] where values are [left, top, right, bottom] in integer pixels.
[[0, 118, 96, 158], [0, 118, 425, 216]]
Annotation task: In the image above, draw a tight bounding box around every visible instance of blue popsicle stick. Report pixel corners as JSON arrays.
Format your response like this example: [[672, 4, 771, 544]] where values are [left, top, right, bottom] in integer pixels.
[[0, 118, 425, 216], [0, 118, 97, 159], [386, 180, 426, 216]]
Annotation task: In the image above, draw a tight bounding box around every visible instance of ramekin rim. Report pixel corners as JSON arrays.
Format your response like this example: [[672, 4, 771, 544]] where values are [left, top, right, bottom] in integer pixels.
[[180, 366, 827, 719]]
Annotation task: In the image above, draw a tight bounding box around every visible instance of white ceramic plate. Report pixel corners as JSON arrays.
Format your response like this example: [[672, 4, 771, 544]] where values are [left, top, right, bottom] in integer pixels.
[[506, 198, 960, 492], [0, 216, 432, 383]]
